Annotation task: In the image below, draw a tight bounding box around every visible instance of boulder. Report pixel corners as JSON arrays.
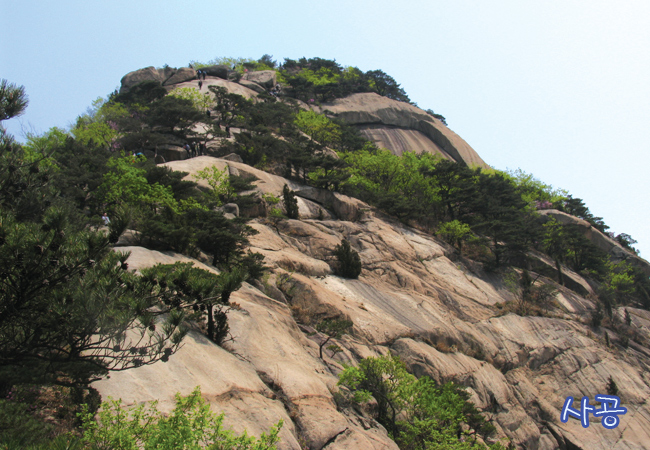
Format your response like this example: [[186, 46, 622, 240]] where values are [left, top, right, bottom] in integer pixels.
[[163, 67, 196, 86], [239, 79, 267, 94], [222, 203, 240, 217], [170, 78, 259, 100], [120, 66, 165, 93], [294, 186, 367, 222], [242, 70, 277, 89], [222, 152, 244, 163], [201, 64, 230, 79], [157, 66, 175, 82], [228, 164, 240, 176], [157, 144, 187, 161]]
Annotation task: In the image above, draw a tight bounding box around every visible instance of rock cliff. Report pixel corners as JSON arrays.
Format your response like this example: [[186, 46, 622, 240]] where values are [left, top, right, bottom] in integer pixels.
[[96, 155, 650, 450]]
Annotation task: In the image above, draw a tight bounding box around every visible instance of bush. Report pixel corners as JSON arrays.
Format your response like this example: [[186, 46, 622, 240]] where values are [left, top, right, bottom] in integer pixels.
[[333, 239, 361, 279], [77, 387, 282, 449], [337, 355, 505, 450]]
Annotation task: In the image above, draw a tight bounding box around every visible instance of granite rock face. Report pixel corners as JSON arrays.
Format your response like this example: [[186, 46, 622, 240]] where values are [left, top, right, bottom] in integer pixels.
[[318, 93, 489, 168], [96, 157, 650, 450]]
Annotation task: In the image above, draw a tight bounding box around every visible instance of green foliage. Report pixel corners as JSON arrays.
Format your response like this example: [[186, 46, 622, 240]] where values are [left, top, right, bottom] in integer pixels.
[[208, 86, 250, 130], [146, 95, 203, 135], [193, 165, 232, 207], [364, 69, 410, 103], [438, 220, 473, 255], [142, 262, 245, 344], [282, 184, 299, 219], [0, 209, 188, 388], [99, 154, 178, 212], [504, 168, 567, 209], [340, 147, 440, 222], [333, 239, 362, 279], [168, 86, 213, 111], [294, 110, 341, 146], [0, 87, 188, 390], [503, 270, 557, 316], [338, 355, 503, 450], [599, 260, 636, 309], [557, 195, 609, 233], [0, 399, 53, 447], [0, 79, 28, 121], [542, 219, 568, 285], [278, 58, 409, 103], [107, 205, 131, 244], [79, 387, 282, 449]]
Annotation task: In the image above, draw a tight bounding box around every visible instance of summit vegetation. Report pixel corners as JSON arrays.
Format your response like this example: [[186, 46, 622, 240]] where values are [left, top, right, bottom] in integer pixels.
[[1, 54, 648, 448]]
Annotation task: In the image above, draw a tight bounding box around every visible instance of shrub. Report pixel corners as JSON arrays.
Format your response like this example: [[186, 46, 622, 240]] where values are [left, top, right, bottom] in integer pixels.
[[78, 387, 282, 449], [333, 239, 361, 279], [337, 355, 504, 450]]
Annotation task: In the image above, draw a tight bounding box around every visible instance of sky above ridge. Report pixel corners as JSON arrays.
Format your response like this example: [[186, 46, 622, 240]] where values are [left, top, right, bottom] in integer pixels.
[[2, 0, 649, 257]]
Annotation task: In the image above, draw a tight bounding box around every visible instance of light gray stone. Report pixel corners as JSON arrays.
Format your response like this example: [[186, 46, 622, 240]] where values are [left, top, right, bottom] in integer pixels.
[[163, 67, 196, 86], [120, 66, 165, 93], [242, 70, 277, 89]]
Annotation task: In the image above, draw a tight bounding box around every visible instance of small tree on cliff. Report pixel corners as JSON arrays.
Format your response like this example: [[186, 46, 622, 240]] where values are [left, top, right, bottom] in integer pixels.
[[282, 184, 299, 219], [315, 318, 353, 360], [333, 239, 362, 279]]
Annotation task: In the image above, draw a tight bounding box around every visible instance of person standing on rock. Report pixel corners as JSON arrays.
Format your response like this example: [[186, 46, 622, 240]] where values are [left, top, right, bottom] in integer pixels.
[[199, 142, 206, 156], [190, 142, 197, 158], [198, 80, 203, 90]]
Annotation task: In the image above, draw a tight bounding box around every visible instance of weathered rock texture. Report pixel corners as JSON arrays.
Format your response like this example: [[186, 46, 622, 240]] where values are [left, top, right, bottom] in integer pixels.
[[96, 157, 650, 450], [317, 93, 489, 168]]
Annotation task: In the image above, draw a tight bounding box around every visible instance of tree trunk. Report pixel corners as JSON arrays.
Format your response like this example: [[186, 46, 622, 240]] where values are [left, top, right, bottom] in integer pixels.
[[554, 259, 564, 286], [207, 305, 214, 341]]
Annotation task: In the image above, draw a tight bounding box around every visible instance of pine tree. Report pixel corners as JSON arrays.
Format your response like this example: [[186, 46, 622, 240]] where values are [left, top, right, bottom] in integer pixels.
[[333, 239, 362, 279], [606, 376, 619, 396], [0, 82, 188, 390], [282, 184, 299, 219]]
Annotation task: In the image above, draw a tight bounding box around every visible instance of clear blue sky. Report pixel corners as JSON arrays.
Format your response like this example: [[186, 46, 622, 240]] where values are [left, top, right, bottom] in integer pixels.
[[2, 0, 649, 257]]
